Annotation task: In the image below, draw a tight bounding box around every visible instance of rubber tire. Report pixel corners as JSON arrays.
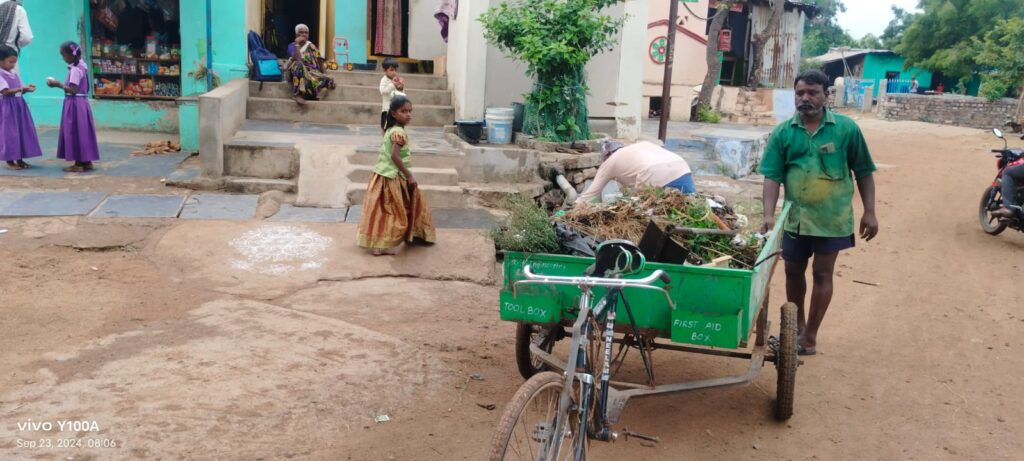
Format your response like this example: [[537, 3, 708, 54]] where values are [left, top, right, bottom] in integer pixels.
[[488, 371, 582, 461], [980, 186, 1008, 235], [515, 323, 556, 379], [775, 302, 798, 421]]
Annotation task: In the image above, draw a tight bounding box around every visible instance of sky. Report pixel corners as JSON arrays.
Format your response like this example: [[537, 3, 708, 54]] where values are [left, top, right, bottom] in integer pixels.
[[836, 0, 922, 39]]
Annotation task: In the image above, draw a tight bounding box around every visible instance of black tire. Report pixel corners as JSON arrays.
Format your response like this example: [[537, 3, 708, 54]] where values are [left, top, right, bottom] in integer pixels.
[[775, 302, 798, 421], [515, 323, 557, 379], [487, 371, 586, 461], [980, 186, 1008, 235]]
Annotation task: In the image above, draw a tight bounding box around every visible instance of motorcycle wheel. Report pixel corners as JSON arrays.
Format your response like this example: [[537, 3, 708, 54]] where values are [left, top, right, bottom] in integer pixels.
[[979, 186, 1008, 235]]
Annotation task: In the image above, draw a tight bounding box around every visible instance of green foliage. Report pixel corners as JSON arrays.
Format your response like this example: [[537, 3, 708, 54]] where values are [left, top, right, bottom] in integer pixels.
[[801, 0, 855, 57], [880, 6, 915, 50], [480, 0, 624, 141], [799, 58, 823, 74], [697, 105, 722, 124], [897, 0, 1024, 82], [489, 195, 558, 253], [857, 33, 883, 50], [973, 17, 1024, 101]]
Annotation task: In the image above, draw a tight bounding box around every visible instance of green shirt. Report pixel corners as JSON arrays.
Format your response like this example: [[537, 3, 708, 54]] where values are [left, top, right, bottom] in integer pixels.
[[759, 110, 876, 237], [373, 126, 412, 179]]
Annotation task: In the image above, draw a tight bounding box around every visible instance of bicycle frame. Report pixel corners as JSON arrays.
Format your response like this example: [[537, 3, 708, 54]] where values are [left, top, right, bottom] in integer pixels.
[[513, 267, 672, 460]]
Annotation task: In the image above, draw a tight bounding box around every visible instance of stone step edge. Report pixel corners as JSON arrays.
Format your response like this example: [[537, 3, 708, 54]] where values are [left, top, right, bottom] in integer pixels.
[[247, 97, 455, 110], [249, 82, 452, 95]]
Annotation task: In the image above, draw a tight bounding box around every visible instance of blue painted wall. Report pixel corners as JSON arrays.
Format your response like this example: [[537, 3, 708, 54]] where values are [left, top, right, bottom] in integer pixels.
[[18, 0, 248, 147], [335, 0, 368, 65]]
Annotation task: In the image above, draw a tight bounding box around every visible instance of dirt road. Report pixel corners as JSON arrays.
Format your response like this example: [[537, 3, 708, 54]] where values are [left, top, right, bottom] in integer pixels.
[[1, 119, 1022, 460]]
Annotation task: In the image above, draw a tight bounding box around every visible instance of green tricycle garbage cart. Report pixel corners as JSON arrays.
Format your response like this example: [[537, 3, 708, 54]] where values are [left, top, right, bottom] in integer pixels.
[[488, 204, 797, 461]]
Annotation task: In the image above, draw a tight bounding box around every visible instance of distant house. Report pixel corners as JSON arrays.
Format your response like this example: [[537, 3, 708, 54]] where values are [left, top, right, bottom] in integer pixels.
[[807, 48, 971, 97], [644, 0, 818, 120]]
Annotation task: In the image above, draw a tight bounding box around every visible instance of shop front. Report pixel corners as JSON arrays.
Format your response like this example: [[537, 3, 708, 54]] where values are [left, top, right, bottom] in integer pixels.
[[20, 0, 249, 150]]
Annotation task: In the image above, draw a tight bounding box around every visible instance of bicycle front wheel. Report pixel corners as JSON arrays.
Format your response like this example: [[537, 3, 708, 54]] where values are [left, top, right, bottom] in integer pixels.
[[488, 371, 588, 461]]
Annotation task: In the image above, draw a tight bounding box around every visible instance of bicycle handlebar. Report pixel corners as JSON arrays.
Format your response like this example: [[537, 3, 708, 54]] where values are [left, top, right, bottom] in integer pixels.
[[514, 265, 676, 308]]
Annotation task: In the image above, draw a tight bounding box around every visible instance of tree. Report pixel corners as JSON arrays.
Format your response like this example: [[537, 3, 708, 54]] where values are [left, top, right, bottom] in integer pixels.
[[857, 33, 883, 50], [973, 17, 1024, 104], [697, 1, 738, 111], [879, 6, 914, 50], [480, 0, 624, 142], [897, 0, 1024, 84], [748, 0, 787, 88], [801, 0, 855, 57]]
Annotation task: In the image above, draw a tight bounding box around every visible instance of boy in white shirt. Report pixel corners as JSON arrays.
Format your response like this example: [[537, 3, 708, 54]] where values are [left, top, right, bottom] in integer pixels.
[[379, 57, 405, 132]]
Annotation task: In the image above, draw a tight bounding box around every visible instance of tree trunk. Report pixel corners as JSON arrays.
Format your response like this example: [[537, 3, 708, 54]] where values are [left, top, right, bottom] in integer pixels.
[[747, 0, 786, 89], [697, 2, 736, 113]]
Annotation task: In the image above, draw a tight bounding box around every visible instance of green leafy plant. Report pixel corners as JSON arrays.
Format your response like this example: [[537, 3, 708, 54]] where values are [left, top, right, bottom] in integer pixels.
[[489, 195, 558, 253], [697, 105, 722, 124], [972, 17, 1024, 102], [188, 62, 222, 89], [480, 0, 624, 142]]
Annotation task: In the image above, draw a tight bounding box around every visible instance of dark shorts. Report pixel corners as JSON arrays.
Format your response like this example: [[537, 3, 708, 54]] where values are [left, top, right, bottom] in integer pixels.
[[781, 232, 855, 262], [381, 112, 389, 130]]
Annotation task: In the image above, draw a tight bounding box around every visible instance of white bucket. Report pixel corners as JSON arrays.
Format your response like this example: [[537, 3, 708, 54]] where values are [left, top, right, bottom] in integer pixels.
[[485, 107, 515, 144]]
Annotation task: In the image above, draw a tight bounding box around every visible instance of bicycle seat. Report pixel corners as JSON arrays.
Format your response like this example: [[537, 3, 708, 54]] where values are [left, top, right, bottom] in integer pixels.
[[587, 240, 646, 278]]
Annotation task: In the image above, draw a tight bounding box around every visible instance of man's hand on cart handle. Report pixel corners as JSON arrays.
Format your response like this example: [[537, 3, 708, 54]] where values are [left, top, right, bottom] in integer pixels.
[[761, 214, 776, 234]]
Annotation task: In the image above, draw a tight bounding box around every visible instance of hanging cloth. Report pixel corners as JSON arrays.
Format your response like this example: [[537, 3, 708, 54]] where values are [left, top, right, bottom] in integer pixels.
[[434, 0, 458, 42]]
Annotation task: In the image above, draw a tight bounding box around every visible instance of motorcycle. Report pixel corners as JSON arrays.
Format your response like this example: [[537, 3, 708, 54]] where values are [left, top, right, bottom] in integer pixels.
[[979, 128, 1024, 235]]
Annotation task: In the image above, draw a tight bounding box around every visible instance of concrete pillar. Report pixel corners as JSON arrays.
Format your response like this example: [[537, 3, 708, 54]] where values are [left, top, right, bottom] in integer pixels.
[[447, 0, 490, 120], [834, 77, 846, 108], [611, 0, 650, 141], [876, 83, 888, 116], [862, 86, 874, 114]]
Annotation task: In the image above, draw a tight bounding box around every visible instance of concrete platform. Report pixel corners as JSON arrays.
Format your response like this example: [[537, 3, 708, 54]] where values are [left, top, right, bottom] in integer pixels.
[[90, 195, 187, 218], [179, 194, 259, 221], [267, 204, 348, 223], [0, 191, 108, 217], [344, 205, 500, 230], [0, 129, 187, 180]]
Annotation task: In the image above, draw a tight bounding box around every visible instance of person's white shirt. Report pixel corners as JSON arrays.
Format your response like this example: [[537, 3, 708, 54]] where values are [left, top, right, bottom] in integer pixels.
[[0, 0, 33, 50]]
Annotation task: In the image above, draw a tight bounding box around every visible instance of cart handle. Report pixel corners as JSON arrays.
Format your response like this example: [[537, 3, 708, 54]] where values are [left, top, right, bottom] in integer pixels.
[[514, 266, 676, 308]]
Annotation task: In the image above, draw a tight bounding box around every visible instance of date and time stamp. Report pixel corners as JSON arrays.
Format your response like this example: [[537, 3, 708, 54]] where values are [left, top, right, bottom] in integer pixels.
[[12, 419, 121, 450]]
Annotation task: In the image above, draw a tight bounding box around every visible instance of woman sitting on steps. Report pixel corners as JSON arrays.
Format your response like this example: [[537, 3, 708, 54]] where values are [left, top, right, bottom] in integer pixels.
[[286, 24, 335, 105]]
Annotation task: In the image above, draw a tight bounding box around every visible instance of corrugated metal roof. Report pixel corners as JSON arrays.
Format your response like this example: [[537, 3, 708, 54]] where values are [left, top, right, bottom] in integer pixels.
[[810, 48, 893, 64], [751, 5, 807, 88]]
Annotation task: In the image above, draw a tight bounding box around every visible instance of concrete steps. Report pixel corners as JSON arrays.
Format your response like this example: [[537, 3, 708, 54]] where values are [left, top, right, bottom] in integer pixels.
[[225, 177, 297, 194], [346, 183, 466, 208], [326, 71, 448, 90], [351, 146, 465, 170], [223, 141, 299, 179], [246, 97, 455, 127], [347, 165, 460, 186], [249, 81, 452, 106]]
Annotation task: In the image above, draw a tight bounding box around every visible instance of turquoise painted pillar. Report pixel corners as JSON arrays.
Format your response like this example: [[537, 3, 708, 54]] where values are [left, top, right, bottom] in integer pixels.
[[180, 0, 249, 96], [178, 0, 248, 149], [335, 0, 368, 66], [19, 0, 87, 127]]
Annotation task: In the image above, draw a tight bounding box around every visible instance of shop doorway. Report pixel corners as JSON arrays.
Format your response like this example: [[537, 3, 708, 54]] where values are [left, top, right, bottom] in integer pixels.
[[262, 0, 322, 59]]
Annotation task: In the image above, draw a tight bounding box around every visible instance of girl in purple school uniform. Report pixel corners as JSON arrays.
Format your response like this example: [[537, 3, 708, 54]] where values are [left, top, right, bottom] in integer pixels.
[[0, 45, 43, 170], [46, 41, 100, 173]]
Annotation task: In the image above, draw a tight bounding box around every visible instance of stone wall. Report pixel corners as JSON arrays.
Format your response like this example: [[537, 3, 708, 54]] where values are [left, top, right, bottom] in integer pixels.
[[879, 94, 1019, 129]]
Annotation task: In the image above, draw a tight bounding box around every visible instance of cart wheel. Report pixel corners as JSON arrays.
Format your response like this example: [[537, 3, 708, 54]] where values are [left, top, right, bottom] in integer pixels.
[[515, 323, 558, 379], [774, 302, 798, 421], [487, 371, 587, 461]]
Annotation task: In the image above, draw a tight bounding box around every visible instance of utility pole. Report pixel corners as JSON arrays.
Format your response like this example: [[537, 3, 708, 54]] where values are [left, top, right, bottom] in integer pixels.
[[658, 0, 680, 141]]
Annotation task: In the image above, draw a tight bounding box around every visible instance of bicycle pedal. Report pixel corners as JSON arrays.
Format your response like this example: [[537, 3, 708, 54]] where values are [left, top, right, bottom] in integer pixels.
[[622, 429, 660, 443]]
